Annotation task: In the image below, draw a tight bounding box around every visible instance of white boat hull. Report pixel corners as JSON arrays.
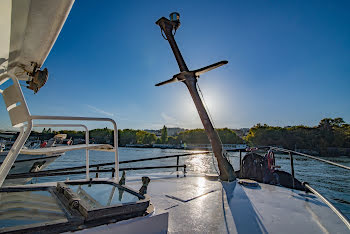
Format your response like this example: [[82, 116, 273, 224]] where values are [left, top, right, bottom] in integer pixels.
[[0, 152, 62, 185]]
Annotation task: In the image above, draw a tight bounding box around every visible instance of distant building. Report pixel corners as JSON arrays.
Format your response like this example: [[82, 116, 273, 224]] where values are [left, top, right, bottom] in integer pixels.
[[144, 127, 186, 137], [144, 129, 161, 137], [167, 128, 185, 136]]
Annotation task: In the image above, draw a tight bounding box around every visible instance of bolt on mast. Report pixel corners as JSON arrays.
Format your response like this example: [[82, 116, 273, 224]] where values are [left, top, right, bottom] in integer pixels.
[[155, 13, 236, 181]]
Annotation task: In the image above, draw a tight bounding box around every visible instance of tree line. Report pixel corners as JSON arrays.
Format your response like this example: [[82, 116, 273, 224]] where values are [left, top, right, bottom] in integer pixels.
[[30, 118, 350, 155], [31, 126, 243, 146], [245, 118, 350, 156]]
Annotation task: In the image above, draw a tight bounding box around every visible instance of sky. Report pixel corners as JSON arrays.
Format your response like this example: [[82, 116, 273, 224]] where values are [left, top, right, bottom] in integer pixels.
[[1, 0, 349, 131]]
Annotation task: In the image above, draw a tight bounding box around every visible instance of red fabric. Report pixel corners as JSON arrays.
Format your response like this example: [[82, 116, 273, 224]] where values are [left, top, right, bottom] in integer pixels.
[[40, 142, 47, 148]]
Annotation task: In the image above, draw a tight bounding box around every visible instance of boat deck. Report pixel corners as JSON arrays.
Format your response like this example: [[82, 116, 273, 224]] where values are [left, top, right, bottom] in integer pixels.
[[125, 173, 348, 233], [1, 173, 348, 233]]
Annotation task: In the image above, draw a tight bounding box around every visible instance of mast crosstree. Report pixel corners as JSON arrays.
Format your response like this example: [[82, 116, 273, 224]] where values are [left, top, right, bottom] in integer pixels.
[[155, 13, 236, 181]]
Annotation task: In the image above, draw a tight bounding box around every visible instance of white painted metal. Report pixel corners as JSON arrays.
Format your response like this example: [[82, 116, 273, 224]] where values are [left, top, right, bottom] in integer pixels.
[[72, 212, 169, 234], [304, 183, 350, 230], [20, 144, 111, 155], [0, 122, 32, 187], [30, 116, 118, 181], [2, 77, 31, 127], [0, 77, 119, 185], [33, 123, 91, 180], [0, 0, 11, 82], [0, 75, 33, 187]]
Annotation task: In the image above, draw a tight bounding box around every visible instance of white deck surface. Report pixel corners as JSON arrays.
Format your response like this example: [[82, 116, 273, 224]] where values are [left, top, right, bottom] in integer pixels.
[[125, 174, 349, 233]]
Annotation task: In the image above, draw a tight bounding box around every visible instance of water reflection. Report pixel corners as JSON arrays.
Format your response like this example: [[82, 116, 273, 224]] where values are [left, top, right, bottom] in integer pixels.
[[186, 156, 211, 174]]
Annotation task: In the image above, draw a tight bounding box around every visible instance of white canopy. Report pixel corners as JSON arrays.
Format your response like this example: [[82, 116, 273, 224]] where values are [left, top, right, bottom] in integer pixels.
[[0, 0, 74, 81]]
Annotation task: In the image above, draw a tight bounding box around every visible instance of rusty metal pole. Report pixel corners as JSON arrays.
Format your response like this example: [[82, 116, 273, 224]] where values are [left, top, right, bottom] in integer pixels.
[[156, 16, 235, 181]]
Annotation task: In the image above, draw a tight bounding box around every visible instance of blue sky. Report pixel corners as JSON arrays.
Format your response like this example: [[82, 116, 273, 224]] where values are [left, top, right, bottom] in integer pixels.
[[1, 0, 349, 131]]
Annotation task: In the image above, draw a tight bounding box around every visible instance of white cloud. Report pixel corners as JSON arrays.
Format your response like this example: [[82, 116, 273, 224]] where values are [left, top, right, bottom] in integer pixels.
[[86, 105, 114, 117]]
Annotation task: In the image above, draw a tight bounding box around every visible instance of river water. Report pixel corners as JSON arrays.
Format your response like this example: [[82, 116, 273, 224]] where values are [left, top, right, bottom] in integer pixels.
[[37, 147, 350, 219]]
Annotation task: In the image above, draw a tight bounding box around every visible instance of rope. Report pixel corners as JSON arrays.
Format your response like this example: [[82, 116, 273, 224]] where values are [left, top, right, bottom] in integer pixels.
[[196, 83, 232, 174], [161, 29, 168, 40]]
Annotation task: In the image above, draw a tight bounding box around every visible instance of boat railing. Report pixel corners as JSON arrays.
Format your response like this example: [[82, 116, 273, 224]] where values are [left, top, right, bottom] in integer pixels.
[[32, 123, 91, 180], [250, 146, 350, 228], [30, 116, 118, 181], [0, 76, 119, 186], [270, 147, 350, 171], [303, 182, 350, 229], [6, 151, 211, 180]]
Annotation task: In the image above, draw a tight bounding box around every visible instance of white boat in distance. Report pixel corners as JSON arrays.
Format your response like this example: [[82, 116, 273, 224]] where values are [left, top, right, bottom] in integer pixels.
[[0, 133, 78, 185], [0, 1, 349, 233]]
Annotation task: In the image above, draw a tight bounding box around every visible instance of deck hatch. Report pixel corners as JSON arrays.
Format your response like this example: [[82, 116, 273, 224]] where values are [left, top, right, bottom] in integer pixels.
[[57, 181, 151, 221], [0, 188, 69, 232]]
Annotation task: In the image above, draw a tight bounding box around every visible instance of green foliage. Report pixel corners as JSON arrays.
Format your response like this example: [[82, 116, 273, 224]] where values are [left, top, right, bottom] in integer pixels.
[[90, 127, 113, 144], [177, 129, 208, 144], [155, 138, 162, 144], [167, 136, 179, 144], [176, 128, 243, 144], [118, 129, 156, 145], [245, 118, 350, 155], [119, 129, 138, 145], [136, 131, 157, 144], [161, 125, 167, 144], [31, 126, 243, 146], [218, 128, 244, 144]]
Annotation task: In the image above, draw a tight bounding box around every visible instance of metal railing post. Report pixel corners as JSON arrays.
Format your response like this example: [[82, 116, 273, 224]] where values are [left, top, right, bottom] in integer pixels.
[[289, 152, 295, 189], [239, 150, 242, 178], [0, 121, 33, 187], [96, 166, 99, 178], [86, 127, 89, 180], [176, 155, 180, 177], [270, 147, 350, 171]]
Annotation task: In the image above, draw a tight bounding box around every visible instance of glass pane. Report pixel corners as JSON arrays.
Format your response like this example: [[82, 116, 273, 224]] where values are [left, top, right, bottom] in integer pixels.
[[0, 190, 67, 229], [68, 184, 139, 209]]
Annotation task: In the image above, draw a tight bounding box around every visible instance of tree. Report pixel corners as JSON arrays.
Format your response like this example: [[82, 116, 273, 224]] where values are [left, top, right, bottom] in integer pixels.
[[161, 125, 167, 143], [143, 133, 157, 144], [217, 128, 243, 144], [332, 118, 345, 128], [244, 118, 350, 156], [167, 136, 180, 145], [119, 129, 138, 145]]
